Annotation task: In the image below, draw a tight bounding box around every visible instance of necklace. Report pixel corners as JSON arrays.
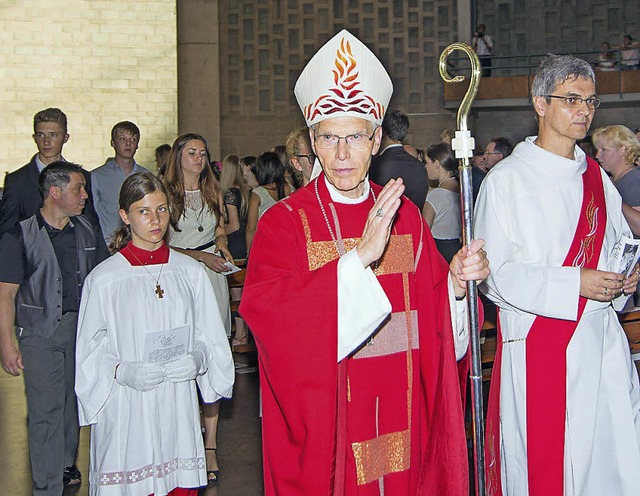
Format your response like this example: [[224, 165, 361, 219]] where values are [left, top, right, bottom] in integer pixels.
[[314, 180, 381, 347], [314, 179, 377, 256], [128, 250, 166, 298], [195, 207, 205, 232], [438, 176, 456, 187], [185, 190, 206, 232]]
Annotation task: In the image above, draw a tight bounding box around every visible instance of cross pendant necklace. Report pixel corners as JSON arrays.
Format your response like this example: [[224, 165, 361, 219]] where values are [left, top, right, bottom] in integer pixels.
[[128, 250, 166, 299], [155, 284, 165, 298]]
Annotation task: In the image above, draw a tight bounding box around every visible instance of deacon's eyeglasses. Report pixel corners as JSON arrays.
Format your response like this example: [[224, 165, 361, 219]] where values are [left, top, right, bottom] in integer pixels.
[[295, 153, 316, 164], [314, 132, 376, 150], [545, 95, 601, 109], [484, 151, 501, 155]]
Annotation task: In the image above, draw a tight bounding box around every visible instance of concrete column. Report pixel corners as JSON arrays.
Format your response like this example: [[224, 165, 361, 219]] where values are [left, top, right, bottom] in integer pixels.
[[458, 0, 473, 45], [177, 0, 221, 158]]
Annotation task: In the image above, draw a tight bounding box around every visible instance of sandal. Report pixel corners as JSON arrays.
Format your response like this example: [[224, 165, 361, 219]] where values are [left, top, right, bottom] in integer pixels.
[[232, 336, 249, 347], [205, 447, 219, 484]]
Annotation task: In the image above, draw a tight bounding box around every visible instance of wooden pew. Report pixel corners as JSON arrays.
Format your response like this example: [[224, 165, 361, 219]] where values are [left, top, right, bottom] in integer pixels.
[[480, 303, 640, 381]]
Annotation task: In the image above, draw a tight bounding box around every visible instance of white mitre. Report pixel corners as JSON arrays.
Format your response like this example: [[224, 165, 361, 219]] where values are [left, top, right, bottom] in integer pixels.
[[294, 30, 393, 127]]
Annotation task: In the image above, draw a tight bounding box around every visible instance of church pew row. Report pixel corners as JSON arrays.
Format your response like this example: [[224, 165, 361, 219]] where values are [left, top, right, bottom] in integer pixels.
[[480, 302, 640, 381]]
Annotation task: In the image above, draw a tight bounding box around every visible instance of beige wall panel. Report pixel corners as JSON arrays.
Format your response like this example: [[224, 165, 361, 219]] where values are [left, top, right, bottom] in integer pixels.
[[177, 0, 221, 158], [0, 0, 178, 185]]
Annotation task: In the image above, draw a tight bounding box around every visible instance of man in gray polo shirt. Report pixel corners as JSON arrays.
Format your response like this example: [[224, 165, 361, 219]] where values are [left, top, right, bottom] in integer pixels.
[[91, 121, 148, 243]]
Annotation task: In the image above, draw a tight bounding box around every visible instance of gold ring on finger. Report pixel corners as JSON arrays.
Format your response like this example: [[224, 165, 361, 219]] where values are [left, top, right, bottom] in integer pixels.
[[375, 208, 384, 217]]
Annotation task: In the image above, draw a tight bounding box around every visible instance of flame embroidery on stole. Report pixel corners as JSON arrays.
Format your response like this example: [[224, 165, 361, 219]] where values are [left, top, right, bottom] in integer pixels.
[[571, 193, 598, 268]]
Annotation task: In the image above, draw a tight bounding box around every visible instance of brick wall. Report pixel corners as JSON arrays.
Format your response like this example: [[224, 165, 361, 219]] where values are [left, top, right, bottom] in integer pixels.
[[0, 1, 178, 185]]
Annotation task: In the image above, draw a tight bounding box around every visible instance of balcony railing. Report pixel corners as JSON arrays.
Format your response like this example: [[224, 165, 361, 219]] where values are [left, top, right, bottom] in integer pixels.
[[442, 49, 640, 109]]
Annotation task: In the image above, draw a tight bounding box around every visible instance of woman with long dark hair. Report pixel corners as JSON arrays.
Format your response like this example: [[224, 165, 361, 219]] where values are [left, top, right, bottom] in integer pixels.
[[246, 151, 291, 252], [163, 133, 233, 484], [422, 143, 462, 262]]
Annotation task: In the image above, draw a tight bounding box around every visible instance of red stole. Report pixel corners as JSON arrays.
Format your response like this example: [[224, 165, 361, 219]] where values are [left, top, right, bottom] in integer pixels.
[[485, 157, 606, 495]]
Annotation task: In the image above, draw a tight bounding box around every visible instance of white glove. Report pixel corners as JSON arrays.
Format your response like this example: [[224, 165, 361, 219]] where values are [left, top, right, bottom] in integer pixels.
[[115, 362, 165, 391], [165, 349, 207, 383]]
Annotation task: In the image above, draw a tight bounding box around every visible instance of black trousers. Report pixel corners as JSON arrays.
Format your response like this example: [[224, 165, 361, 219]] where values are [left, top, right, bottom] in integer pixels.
[[480, 56, 492, 77]]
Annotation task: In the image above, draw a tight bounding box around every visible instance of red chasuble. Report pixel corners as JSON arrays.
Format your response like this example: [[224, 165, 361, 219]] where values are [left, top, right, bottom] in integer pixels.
[[240, 176, 471, 495], [485, 157, 606, 495]]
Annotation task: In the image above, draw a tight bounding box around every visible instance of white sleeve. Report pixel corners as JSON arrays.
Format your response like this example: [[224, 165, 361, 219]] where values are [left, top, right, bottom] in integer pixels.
[[337, 248, 392, 362], [448, 273, 470, 360], [485, 35, 494, 49], [75, 275, 118, 426], [194, 266, 235, 403]]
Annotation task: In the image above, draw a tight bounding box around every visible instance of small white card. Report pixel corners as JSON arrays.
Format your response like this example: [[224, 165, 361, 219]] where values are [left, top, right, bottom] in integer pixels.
[[221, 262, 242, 276], [144, 324, 189, 364]]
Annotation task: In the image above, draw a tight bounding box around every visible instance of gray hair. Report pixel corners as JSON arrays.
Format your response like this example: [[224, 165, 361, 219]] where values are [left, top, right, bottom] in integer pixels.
[[531, 54, 595, 98], [39, 161, 85, 199]]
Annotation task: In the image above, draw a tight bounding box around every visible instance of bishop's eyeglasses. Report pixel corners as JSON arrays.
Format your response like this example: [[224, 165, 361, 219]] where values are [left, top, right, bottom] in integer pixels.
[[314, 132, 376, 150]]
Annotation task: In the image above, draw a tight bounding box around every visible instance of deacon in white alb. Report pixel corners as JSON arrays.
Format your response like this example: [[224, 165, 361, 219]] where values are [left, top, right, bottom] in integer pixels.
[[475, 54, 640, 496]]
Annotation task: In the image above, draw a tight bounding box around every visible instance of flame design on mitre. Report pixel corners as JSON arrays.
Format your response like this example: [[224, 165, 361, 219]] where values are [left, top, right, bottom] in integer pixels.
[[295, 31, 392, 126]]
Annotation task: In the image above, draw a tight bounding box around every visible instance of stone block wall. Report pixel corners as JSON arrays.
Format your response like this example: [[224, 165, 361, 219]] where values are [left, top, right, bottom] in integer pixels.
[[217, 0, 461, 156], [0, 0, 178, 183]]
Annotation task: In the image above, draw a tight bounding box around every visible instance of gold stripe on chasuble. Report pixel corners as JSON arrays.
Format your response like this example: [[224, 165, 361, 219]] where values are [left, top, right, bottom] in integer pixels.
[[299, 209, 417, 486], [351, 429, 411, 485], [300, 209, 415, 274]]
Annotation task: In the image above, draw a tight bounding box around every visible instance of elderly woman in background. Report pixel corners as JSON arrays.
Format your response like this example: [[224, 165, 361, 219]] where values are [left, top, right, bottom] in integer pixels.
[[163, 133, 232, 484], [422, 143, 462, 263], [220, 154, 251, 347], [246, 151, 291, 252], [593, 125, 640, 207]]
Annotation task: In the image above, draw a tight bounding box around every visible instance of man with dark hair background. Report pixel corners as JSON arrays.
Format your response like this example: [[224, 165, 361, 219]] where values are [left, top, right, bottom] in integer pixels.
[[0, 161, 108, 494], [369, 109, 428, 209], [483, 136, 513, 171]]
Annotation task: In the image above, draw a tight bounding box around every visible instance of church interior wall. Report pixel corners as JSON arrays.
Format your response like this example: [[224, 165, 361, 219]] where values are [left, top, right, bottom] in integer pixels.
[[0, 0, 178, 183]]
